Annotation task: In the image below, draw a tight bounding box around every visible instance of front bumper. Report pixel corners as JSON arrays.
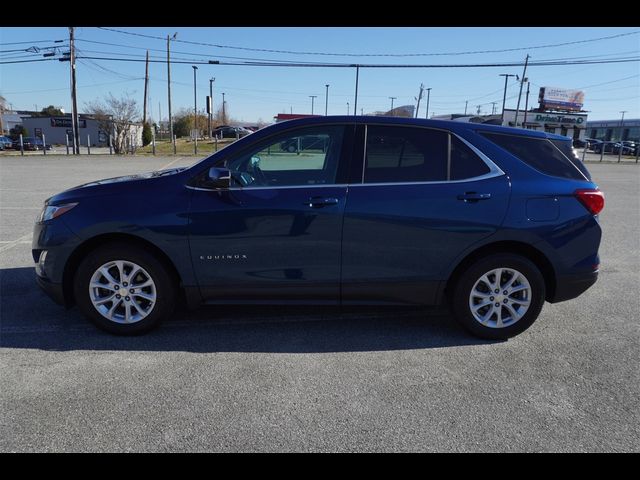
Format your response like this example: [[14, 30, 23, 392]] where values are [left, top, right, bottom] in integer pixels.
[[36, 275, 66, 306], [32, 218, 81, 306], [548, 270, 598, 303]]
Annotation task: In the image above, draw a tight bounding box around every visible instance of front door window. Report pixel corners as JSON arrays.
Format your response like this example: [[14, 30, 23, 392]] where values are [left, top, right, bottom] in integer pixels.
[[224, 126, 344, 188]]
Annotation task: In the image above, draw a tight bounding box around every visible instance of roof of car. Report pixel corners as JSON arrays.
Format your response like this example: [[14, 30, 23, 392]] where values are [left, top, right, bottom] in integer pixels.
[[270, 115, 571, 141]]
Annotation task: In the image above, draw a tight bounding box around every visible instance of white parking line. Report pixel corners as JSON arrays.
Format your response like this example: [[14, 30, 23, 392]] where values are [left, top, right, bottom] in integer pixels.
[[0, 233, 32, 253]]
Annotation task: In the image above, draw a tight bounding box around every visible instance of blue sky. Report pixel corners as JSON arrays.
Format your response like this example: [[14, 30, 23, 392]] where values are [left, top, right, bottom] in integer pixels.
[[1, 27, 639, 123]]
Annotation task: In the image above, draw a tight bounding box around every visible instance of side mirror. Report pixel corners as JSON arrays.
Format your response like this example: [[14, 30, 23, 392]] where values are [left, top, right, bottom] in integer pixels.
[[206, 167, 231, 189]]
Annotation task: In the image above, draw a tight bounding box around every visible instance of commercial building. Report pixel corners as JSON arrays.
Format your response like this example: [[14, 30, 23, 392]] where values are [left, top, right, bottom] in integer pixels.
[[503, 108, 588, 142], [585, 119, 640, 142], [432, 109, 588, 142]]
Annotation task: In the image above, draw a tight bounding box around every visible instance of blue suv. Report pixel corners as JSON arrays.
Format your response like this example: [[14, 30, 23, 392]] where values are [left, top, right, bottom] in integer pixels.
[[32, 116, 603, 339]]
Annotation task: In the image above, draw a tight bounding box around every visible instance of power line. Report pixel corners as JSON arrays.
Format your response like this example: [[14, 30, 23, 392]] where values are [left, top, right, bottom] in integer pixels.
[[0, 39, 65, 45], [75, 38, 334, 64], [3, 79, 142, 95], [97, 27, 640, 58], [71, 55, 640, 68], [0, 58, 59, 65], [578, 74, 640, 89]]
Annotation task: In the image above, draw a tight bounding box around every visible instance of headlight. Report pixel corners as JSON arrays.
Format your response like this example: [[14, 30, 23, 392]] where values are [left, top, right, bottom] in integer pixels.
[[38, 203, 78, 222]]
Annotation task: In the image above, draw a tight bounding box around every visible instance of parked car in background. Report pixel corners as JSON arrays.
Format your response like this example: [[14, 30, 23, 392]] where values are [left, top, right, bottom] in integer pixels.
[[611, 141, 637, 156], [12, 137, 47, 151], [213, 126, 252, 139], [0, 136, 13, 150], [572, 138, 589, 149], [33, 116, 603, 340], [586, 139, 602, 151], [280, 134, 329, 153], [592, 141, 616, 154]]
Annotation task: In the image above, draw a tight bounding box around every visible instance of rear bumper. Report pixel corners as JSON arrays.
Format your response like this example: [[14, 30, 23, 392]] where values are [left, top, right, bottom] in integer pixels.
[[36, 274, 66, 306], [548, 270, 598, 303]]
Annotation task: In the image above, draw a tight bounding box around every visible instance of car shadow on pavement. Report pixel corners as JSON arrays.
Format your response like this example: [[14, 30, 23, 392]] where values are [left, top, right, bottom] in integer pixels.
[[1, 267, 496, 352]]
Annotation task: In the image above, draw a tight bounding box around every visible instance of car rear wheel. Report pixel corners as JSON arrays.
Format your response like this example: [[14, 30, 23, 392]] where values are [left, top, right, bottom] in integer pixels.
[[451, 254, 545, 340], [74, 243, 176, 335]]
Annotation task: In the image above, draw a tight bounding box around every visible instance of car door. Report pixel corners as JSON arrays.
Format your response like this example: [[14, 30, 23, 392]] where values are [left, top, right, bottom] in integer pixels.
[[188, 123, 354, 303], [341, 124, 510, 305]]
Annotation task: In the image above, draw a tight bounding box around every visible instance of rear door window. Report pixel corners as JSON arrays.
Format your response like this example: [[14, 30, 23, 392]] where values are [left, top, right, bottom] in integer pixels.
[[364, 126, 448, 183], [549, 139, 592, 181], [480, 131, 588, 180], [450, 136, 491, 180]]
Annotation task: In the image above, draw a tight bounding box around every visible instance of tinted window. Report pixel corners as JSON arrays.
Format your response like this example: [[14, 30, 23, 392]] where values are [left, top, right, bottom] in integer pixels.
[[225, 125, 344, 188], [481, 131, 588, 180], [550, 139, 592, 181], [450, 136, 490, 180], [364, 126, 447, 183]]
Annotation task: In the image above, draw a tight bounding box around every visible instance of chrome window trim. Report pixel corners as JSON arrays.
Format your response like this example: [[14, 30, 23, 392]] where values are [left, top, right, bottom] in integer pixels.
[[188, 125, 506, 192], [359, 123, 505, 185]]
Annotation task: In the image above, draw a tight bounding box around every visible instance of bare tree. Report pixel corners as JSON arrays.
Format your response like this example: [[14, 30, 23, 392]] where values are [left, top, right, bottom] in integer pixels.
[[85, 93, 140, 154]]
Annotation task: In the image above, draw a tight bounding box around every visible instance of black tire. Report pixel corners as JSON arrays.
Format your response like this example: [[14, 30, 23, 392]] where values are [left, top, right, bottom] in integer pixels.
[[74, 242, 176, 335], [451, 253, 545, 340]]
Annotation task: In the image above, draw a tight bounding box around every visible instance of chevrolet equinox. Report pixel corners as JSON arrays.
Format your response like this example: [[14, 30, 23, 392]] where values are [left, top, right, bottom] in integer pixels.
[[32, 116, 603, 339]]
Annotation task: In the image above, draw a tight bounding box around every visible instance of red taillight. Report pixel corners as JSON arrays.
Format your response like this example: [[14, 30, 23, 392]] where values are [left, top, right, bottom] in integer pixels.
[[575, 189, 605, 215]]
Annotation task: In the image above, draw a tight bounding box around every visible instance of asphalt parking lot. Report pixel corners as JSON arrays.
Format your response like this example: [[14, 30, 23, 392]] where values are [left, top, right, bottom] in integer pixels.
[[1, 154, 638, 452]]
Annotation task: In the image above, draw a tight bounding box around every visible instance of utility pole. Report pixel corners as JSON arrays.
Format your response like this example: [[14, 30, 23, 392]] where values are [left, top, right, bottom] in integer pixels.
[[167, 33, 176, 149], [309, 95, 317, 115], [222, 93, 226, 124], [68, 27, 80, 155], [523, 81, 531, 126], [192, 65, 198, 154], [158, 102, 162, 139], [425, 88, 431, 119], [491, 102, 497, 115], [389, 97, 396, 115], [464, 100, 468, 115], [353, 65, 360, 116], [514, 54, 530, 129], [347, 102, 350, 115], [143, 50, 149, 125], [415, 83, 424, 118], [499, 73, 516, 125], [325, 84, 329, 116], [476, 105, 482, 115], [209, 77, 215, 138]]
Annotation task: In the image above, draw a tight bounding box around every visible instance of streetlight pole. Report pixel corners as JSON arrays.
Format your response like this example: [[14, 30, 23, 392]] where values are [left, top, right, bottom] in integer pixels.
[[499, 73, 516, 125], [167, 33, 177, 150], [209, 77, 215, 138], [325, 84, 329, 116], [618, 110, 627, 163], [425, 88, 431, 119], [389, 97, 396, 115], [192, 65, 198, 154], [309, 95, 317, 115]]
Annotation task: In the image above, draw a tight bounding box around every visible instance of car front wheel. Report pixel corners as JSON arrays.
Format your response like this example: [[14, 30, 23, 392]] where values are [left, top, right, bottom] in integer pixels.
[[451, 254, 546, 340], [74, 243, 176, 335]]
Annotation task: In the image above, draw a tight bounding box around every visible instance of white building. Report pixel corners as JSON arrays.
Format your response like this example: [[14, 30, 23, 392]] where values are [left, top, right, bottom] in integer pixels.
[[502, 108, 587, 142]]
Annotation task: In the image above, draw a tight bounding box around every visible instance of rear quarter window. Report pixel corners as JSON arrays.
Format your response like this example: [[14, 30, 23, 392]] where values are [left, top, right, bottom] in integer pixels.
[[480, 131, 589, 181]]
